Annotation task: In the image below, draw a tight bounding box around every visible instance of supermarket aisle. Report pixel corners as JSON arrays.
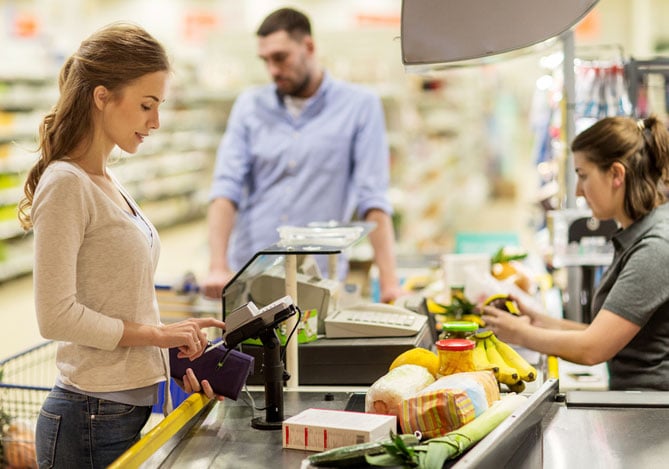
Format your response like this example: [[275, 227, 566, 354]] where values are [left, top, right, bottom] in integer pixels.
[[0, 218, 211, 361]]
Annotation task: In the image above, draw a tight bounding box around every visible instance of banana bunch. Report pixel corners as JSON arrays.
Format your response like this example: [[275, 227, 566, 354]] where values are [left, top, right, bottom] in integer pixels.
[[472, 331, 537, 393], [483, 293, 520, 316]]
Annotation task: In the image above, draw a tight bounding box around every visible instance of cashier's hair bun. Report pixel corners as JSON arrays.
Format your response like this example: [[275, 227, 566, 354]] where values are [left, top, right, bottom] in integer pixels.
[[571, 115, 669, 220], [18, 23, 170, 231]]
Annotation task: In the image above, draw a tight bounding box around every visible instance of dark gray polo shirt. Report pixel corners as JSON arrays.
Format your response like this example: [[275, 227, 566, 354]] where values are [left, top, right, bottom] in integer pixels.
[[592, 202, 669, 390]]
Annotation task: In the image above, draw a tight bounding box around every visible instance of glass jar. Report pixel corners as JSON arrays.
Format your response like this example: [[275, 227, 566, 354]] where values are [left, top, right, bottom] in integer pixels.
[[440, 320, 479, 340], [435, 338, 476, 377]]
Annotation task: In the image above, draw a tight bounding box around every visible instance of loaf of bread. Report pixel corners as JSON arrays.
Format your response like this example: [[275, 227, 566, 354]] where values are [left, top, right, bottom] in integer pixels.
[[421, 370, 500, 415], [365, 364, 435, 417], [398, 370, 500, 438]]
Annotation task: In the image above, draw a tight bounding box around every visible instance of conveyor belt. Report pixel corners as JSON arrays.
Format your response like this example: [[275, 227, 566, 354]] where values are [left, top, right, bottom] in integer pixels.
[[453, 379, 669, 468]]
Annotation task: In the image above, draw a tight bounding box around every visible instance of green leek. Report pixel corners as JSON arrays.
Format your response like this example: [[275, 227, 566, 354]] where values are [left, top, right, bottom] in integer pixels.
[[366, 394, 527, 468]]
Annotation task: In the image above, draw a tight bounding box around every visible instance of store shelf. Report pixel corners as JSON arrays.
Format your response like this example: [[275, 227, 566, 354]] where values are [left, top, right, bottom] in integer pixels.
[[0, 75, 225, 284], [0, 244, 33, 282]]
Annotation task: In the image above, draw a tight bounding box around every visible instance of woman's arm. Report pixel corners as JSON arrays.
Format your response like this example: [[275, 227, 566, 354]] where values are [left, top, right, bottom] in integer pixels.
[[118, 317, 226, 359], [509, 293, 586, 331], [481, 307, 640, 365]]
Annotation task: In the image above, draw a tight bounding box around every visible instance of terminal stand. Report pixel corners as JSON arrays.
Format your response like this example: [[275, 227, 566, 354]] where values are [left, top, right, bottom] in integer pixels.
[[251, 328, 285, 430], [221, 222, 374, 429]]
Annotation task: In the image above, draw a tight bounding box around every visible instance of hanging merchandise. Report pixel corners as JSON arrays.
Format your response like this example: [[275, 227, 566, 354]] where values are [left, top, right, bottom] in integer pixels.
[[575, 61, 631, 120], [528, 47, 633, 230]]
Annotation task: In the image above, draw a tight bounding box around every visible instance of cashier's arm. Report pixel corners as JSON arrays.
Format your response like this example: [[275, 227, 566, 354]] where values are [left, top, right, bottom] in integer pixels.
[[484, 308, 640, 366]]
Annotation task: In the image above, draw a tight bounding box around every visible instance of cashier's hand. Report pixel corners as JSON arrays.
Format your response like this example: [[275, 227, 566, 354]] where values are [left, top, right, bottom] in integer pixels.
[[201, 268, 235, 299], [480, 304, 532, 345], [182, 368, 225, 401], [506, 293, 545, 326]]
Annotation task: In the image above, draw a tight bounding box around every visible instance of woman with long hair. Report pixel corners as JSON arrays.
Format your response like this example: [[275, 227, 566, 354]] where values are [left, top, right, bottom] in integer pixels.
[[19, 23, 225, 468]]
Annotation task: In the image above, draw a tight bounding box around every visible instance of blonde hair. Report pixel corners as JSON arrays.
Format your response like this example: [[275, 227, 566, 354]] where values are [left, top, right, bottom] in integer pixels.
[[18, 23, 170, 230]]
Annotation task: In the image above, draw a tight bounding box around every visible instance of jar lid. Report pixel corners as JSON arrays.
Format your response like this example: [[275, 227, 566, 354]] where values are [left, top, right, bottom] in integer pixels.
[[442, 321, 479, 332], [435, 338, 475, 351]]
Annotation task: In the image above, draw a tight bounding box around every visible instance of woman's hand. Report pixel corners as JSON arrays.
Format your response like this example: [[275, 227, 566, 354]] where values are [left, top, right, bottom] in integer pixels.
[[480, 304, 532, 345], [506, 293, 543, 325], [181, 368, 225, 401], [159, 317, 226, 360]]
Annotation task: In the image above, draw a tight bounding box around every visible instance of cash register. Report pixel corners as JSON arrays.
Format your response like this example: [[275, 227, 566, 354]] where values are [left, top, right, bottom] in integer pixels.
[[220, 227, 432, 386]]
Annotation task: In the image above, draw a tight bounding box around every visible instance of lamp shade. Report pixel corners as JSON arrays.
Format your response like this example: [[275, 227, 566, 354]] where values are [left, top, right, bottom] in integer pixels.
[[401, 0, 599, 67]]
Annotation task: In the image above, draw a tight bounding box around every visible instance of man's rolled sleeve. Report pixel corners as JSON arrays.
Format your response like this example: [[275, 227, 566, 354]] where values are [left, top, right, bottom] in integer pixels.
[[353, 93, 393, 218], [208, 94, 253, 206]]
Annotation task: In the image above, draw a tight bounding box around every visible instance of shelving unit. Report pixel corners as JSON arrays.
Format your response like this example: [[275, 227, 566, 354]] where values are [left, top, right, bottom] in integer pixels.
[[0, 76, 231, 283], [0, 75, 50, 281], [381, 68, 532, 255]]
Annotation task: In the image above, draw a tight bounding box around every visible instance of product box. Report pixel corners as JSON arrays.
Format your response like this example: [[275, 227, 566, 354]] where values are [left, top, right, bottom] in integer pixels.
[[282, 408, 396, 452]]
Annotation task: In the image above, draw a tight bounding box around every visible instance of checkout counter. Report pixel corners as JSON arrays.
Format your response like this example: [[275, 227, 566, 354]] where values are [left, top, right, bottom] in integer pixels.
[[112, 349, 669, 468], [121, 228, 669, 467]]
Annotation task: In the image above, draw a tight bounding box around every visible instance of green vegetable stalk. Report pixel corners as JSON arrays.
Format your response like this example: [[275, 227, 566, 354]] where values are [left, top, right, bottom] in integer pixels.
[[366, 394, 528, 468], [307, 433, 420, 467]]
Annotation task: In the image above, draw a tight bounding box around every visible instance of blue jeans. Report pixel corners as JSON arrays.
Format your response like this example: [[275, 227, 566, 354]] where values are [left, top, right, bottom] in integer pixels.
[[35, 386, 152, 469]]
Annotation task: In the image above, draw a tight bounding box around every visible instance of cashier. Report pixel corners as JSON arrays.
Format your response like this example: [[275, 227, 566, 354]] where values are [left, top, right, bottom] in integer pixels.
[[482, 115, 669, 391]]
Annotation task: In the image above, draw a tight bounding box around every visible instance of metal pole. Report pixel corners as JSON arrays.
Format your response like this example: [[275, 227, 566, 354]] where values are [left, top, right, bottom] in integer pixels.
[[562, 29, 583, 321], [562, 29, 577, 208]]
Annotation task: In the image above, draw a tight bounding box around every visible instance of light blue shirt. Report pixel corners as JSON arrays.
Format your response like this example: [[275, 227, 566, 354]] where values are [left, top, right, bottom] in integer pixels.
[[209, 72, 392, 276]]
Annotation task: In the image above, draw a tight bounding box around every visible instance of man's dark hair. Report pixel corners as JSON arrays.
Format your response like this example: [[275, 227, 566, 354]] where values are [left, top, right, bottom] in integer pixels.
[[256, 7, 311, 39]]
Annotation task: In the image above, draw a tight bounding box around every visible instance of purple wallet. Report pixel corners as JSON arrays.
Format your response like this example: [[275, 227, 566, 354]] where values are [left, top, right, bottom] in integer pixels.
[[169, 340, 254, 400]]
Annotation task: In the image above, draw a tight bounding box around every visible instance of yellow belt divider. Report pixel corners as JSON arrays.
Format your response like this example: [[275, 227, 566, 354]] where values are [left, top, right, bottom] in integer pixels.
[[108, 392, 212, 469], [546, 355, 559, 380]]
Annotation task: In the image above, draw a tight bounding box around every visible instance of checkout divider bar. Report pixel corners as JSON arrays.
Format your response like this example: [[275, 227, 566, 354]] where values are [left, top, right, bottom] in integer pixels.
[[108, 393, 213, 469]]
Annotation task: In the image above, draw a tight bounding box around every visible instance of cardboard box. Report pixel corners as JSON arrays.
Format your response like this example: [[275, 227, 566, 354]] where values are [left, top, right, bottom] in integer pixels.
[[282, 408, 396, 452]]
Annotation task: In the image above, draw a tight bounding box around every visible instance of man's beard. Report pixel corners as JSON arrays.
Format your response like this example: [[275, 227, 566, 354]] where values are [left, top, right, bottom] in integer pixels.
[[278, 72, 311, 97]]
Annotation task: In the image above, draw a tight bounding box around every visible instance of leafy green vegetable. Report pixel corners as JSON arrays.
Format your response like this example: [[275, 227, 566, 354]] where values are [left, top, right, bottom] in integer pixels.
[[366, 432, 419, 467], [435, 295, 476, 318], [308, 433, 419, 467], [491, 246, 527, 264]]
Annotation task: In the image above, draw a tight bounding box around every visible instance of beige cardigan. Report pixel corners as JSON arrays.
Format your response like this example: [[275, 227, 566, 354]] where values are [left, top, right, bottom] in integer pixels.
[[32, 161, 168, 393]]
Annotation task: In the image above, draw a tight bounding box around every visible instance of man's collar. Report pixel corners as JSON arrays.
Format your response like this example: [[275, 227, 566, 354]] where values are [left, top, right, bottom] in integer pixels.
[[275, 70, 332, 105]]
